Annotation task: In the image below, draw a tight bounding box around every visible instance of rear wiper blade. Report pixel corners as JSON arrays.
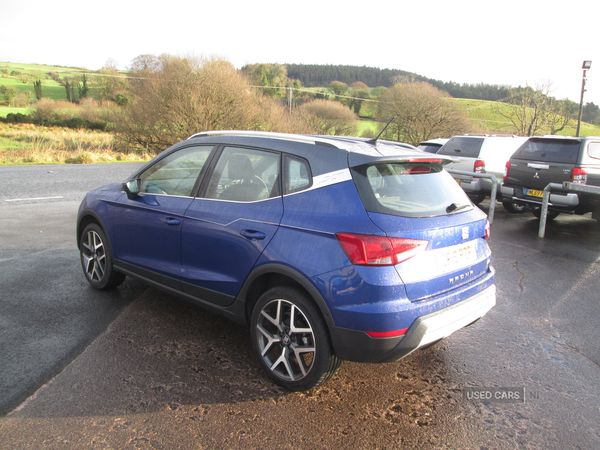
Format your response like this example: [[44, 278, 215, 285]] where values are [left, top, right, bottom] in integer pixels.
[[446, 203, 470, 213]]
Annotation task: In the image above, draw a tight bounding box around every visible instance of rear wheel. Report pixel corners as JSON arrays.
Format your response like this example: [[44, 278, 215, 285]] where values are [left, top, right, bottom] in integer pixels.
[[533, 209, 560, 221], [80, 223, 126, 290], [250, 286, 341, 391], [502, 200, 527, 213]]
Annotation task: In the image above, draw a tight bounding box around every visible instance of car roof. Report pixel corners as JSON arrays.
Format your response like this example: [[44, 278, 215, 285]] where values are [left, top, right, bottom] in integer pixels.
[[186, 131, 451, 175], [529, 135, 600, 141], [418, 138, 449, 145]]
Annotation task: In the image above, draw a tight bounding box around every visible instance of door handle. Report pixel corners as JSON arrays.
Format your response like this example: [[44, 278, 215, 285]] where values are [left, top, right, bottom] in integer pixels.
[[240, 229, 266, 240], [164, 217, 181, 226], [527, 163, 549, 170]]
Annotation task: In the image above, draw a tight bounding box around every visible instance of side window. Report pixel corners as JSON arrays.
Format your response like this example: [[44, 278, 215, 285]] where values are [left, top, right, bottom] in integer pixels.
[[286, 156, 312, 194], [588, 142, 600, 160], [139, 146, 214, 197], [205, 147, 280, 202]]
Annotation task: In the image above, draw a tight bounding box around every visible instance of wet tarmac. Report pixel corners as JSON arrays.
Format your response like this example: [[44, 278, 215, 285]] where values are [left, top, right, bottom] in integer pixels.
[[1, 166, 599, 449]]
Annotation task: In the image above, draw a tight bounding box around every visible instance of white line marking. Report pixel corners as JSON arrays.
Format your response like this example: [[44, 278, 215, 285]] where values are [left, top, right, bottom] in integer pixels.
[[5, 196, 64, 202]]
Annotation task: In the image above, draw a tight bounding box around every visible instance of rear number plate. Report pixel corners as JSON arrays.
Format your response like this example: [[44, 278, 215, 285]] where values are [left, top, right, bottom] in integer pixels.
[[525, 189, 544, 198], [436, 241, 477, 273]]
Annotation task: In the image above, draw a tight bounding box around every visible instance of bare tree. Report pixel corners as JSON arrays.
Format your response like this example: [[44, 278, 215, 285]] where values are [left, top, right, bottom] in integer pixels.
[[497, 82, 572, 136], [378, 82, 470, 145]]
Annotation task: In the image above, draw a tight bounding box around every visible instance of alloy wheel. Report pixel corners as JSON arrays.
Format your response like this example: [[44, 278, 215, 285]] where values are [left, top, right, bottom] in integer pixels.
[[255, 299, 316, 382]]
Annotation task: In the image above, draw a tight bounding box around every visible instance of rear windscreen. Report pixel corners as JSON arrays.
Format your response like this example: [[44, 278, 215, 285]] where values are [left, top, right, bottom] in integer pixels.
[[512, 139, 581, 163], [352, 163, 473, 218], [437, 137, 484, 157]]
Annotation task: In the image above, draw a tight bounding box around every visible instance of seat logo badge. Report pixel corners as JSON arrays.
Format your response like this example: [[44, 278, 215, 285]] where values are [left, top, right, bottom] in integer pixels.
[[450, 270, 474, 284], [462, 227, 469, 240], [533, 172, 540, 179]]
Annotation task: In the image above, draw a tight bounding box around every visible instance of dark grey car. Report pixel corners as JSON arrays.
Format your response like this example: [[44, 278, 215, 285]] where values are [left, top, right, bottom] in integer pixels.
[[501, 136, 600, 220]]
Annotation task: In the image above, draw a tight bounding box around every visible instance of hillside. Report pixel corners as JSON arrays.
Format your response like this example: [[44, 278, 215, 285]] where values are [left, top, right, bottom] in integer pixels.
[[2, 61, 600, 138]]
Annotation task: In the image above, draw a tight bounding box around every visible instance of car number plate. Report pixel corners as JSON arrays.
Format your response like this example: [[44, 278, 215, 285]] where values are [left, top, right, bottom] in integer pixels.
[[436, 241, 477, 274], [525, 188, 544, 198], [455, 178, 462, 184]]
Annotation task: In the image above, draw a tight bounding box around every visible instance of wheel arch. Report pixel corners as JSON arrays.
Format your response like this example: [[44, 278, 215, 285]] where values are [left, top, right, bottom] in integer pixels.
[[76, 209, 108, 250], [238, 264, 334, 330]]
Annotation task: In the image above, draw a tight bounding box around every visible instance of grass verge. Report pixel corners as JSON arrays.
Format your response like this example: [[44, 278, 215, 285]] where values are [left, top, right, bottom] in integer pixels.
[[0, 123, 152, 165]]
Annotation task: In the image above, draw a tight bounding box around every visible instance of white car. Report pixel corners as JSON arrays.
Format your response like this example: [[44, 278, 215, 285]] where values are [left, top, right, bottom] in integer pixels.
[[417, 138, 449, 154], [437, 135, 528, 208]]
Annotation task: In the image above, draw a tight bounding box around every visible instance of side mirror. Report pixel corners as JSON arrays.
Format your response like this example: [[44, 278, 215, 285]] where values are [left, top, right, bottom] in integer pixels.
[[122, 179, 140, 199]]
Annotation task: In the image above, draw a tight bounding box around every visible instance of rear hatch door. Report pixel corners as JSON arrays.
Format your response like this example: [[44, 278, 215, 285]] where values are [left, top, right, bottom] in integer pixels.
[[350, 157, 491, 302], [437, 136, 484, 172], [368, 210, 490, 302], [506, 138, 582, 194]]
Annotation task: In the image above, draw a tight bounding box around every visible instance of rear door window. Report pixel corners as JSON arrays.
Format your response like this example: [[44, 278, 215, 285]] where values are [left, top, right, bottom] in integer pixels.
[[204, 147, 281, 202], [352, 162, 472, 218], [512, 138, 581, 163]]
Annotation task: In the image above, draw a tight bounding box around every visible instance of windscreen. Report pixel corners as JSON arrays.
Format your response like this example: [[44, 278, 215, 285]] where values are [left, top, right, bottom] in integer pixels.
[[352, 162, 473, 218], [437, 137, 484, 157], [512, 138, 581, 163]]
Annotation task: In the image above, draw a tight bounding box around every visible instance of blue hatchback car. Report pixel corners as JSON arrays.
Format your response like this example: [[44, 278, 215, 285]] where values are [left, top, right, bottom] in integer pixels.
[[77, 131, 496, 391]]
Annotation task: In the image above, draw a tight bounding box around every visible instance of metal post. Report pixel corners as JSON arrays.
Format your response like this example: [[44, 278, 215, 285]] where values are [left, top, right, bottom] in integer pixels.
[[538, 183, 564, 238], [576, 61, 592, 137]]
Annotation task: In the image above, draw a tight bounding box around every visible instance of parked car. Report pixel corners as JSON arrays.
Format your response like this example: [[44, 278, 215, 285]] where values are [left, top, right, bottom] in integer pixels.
[[417, 138, 449, 153], [502, 135, 600, 220], [77, 131, 496, 391], [437, 134, 528, 207]]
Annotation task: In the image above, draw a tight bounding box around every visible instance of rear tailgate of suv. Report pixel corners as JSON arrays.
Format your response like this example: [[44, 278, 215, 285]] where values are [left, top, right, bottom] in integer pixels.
[[438, 136, 484, 172], [506, 138, 581, 199], [368, 210, 491, 302], [350, 157, 492, 303]]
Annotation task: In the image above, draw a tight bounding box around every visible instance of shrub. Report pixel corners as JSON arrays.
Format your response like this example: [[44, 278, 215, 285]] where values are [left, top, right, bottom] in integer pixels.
[[13, 93, 32, 108], [298, 99, 357, 135], [4, 113, 33, 124]]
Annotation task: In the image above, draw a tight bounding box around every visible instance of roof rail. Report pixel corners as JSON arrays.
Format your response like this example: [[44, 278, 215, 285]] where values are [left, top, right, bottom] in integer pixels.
[[187, 130, 346, 148]]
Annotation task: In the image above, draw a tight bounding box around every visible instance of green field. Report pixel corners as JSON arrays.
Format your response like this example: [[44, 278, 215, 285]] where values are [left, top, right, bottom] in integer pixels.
[[0, 61, 104, 105]]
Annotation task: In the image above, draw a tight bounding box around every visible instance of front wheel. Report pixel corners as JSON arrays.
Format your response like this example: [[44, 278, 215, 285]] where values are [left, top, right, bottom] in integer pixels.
[[79, 223, 126, 290], [250, 286, 341, 391]]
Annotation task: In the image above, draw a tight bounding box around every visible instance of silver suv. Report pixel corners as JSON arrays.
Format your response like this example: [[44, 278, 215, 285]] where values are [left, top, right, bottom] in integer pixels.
[[438, 135, 528, 207]]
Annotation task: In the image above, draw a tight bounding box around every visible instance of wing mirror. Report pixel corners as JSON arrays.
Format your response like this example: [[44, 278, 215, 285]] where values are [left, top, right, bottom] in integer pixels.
[[122, 179, 140, 199]]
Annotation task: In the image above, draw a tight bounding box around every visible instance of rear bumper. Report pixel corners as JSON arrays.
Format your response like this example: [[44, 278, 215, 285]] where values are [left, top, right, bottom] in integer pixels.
[[501, 185, 579, 208], [330, 282, 496, 363]]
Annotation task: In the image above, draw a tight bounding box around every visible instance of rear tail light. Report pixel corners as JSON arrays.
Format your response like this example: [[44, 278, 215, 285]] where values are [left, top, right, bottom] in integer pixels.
[[504, 160, 510, 182], [474, 160, 486, 174], [572, 167, 587, 185], [484, 220, 491, 240], [336, 233, 428, 266]]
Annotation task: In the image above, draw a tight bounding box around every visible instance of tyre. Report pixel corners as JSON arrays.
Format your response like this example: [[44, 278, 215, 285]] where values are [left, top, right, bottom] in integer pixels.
[[502, 200, 527, 213], [468, 192, 487, 205], [79, 223, 126, 290], [532, 209, 560, 221], [250, 286, 342, 391]]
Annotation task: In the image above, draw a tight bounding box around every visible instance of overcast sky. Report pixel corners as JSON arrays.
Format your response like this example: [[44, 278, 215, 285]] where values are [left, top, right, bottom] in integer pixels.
[[2, 0, 598, 106]]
